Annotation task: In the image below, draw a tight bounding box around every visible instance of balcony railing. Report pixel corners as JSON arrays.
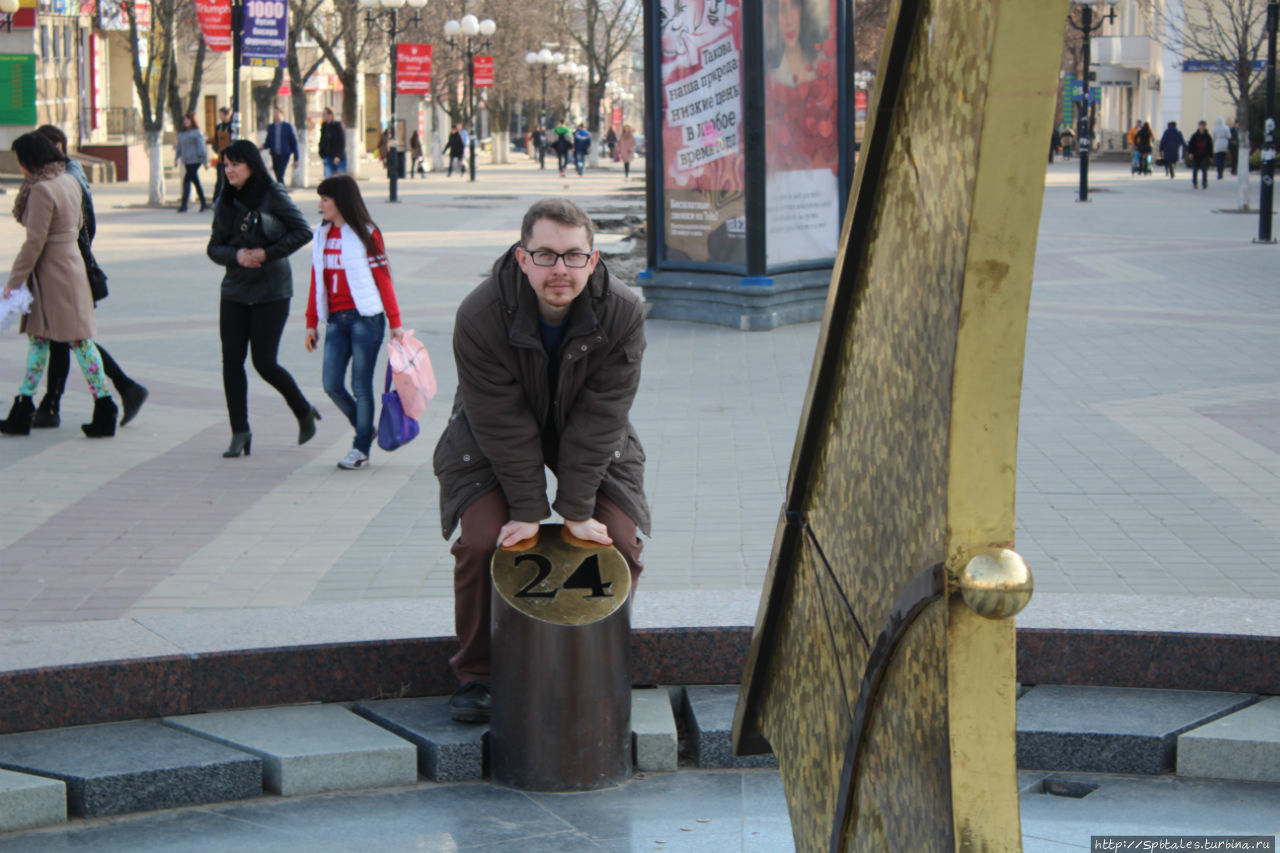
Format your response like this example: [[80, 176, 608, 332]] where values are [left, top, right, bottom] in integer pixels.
[[105, 107, 144, 139], [1092, 36, 1151, 69]]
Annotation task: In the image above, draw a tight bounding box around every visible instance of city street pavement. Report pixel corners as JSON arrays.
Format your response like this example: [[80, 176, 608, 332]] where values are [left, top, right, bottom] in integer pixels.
[[0, 155, 1278, 848], [1, 156, 1276, 627]]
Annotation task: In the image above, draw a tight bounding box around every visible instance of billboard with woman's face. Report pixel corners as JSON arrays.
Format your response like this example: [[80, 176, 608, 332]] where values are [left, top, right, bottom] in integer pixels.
[[659, 0, 747, 266], [764, 0, 840, 266]]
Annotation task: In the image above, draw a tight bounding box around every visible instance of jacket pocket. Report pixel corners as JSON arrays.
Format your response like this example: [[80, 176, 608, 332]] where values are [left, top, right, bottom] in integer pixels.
[[432, 417, 490, 480]]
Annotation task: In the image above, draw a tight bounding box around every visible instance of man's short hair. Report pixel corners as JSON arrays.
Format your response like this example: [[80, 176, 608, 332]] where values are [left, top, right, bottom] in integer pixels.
[[521, 198, 595, 249]]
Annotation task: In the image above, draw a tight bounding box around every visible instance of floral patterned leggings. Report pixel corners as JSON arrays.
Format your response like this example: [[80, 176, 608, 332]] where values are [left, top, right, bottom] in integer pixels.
[[19, 337, 109, 399]]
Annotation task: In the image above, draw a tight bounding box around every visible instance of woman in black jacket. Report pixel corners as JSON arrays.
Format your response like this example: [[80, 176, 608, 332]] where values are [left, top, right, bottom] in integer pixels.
[[207, 140, 319, 458]]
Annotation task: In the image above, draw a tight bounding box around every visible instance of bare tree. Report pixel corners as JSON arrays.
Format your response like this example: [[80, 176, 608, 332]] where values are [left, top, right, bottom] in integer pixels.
[[285, 0, 332, 185], [166, 0, 208, 132], [307, 0, 377, 175], [853, 0, 889, 73], [560, 0, 642, 166], [1157, 0, 1269, 209], [119, 0, 181, 204], [467, 0, 562, 164]]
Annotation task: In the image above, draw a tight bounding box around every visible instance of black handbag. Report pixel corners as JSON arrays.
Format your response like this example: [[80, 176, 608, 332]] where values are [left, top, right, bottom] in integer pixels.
[[237, 208, 285, 247], [77, 229, 108, 303]]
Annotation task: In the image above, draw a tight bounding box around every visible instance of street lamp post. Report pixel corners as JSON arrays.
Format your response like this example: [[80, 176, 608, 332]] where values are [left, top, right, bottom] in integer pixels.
[[444, 13, 496, 183], [557, 61, 587, 125], [1258, 0, 1278, 243], [525, 47, 564, 128], [1068, 0, 1113, 203], [360, 0, 426, 203]]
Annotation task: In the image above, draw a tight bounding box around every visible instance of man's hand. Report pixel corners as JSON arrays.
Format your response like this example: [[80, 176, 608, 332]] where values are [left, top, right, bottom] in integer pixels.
[[389, 326, 405, 343], [565, 518, 612, 546], [497, 520, 540, 549], [304, 328, 318, 352]]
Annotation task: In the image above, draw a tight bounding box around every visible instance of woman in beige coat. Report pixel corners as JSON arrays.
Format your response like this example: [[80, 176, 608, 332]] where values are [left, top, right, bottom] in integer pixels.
[[618, 125, 637, 181], [0, 132, 117, 437]]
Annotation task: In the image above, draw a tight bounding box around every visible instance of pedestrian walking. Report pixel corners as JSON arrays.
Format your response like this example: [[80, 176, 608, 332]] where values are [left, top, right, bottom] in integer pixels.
[[1229, 121, 1240, 175], [1135, 121, 1153, 175], [1213, 117, 1230, 180], [304, 175, 404, 471], [175, 113, 210, 213], [409, 130, 425, 177], [434, 198, 648, 723], [319, 108, 347, 177], [552, 125, 572, 177], [446, 125, 467, 177], [1050, 126, 1060, 164], [1188, 120, 1213, 189], [210, 107, 233, 203], [261, 108, 299, 184], [572, 124, 591, 176], [605, 127, 618, 160], [531, 126, 547, 170], [1159, 121, 1185, 179], [206, 141, 319, 459], [24, 124, 148, 431], [619, 124, 637, 180], [0, 132, 119, 438]]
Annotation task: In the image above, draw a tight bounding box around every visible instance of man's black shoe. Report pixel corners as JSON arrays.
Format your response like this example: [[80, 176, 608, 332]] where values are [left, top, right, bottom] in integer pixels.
[[449, 681, 491, 723]]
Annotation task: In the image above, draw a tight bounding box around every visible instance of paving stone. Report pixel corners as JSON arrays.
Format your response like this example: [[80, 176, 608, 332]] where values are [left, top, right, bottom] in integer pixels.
[[0, 767, 66, 832], [0, 720, 261, 817], [683, 685, 776, 769], [1177, 696, 1280, 783], [351, 697, 486, 782], [1017, 685, 1257, 774], [162, 704, 417, 796], [631, 688, 677, 772]]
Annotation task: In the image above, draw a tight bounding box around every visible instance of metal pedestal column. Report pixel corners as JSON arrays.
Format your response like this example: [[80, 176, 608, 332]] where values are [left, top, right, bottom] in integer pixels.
[[489, 525, 632, 792]]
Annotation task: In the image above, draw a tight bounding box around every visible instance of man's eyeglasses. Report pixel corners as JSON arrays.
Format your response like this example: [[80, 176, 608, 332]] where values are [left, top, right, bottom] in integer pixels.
[[522, 247, 593, 268]]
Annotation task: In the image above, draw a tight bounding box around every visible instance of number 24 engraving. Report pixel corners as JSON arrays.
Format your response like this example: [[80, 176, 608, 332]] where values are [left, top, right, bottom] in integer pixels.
[[515, 554, 613, 599]]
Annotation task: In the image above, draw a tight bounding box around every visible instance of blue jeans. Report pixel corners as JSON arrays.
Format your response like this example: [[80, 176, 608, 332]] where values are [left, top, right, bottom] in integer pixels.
[[322, 310, 385, 454], [323, 157, 347, 178], [574, 150, 586, 175]]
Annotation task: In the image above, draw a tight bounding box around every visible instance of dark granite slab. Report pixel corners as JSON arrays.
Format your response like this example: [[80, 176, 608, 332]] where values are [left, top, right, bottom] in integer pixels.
[[1, 595, 1277, 738], [0, 720, 262, 817], [1017, 628, 1280, 695], [682, 686, 777, 769], [1016, 685, 1258, 774], [352, 697, 487, 782]]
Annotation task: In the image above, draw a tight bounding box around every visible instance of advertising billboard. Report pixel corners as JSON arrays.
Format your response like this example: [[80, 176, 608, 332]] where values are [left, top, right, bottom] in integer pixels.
[[658, 0, 746, 266]]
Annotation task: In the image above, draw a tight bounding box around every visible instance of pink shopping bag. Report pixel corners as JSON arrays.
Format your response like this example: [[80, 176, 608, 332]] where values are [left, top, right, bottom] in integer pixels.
[[386, 330, 437, 420]]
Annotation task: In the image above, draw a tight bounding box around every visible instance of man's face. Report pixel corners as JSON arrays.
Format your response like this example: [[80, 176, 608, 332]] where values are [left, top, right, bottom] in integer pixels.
[[273, 109, 283, 122], [324, 110, 333, 122], [516, 219, 598, 321]]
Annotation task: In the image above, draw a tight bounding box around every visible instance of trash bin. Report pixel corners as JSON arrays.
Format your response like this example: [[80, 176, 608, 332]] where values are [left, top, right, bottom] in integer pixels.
[[489, 524, 632, 791]]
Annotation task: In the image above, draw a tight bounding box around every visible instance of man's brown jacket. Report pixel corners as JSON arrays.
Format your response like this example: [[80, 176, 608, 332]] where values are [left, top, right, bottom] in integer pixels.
[[433, 244, 649, 539]]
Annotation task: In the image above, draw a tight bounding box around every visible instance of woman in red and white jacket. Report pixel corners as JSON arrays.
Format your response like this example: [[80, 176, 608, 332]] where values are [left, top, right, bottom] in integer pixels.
[[305, 175, 403, 470]]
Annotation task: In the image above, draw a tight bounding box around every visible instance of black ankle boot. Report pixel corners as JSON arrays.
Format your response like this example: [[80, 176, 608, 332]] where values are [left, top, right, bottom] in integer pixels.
[[31, 393, 61, 428], [0, 395, 35, 435], [119, 382, 149, 426], [223, 431, 252, 457], [81, 396, 118, 438], [297, 405, 321, 445]]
